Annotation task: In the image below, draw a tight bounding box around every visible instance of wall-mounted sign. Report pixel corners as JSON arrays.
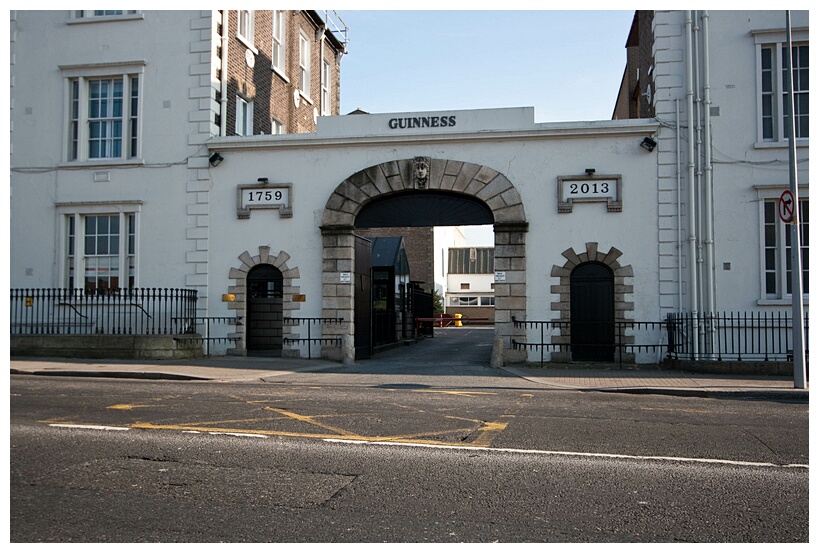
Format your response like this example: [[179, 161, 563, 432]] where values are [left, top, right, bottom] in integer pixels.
[[339, 273, 351, 284], [237, 183, 293, 219], [388, 115, 457, 130], [494, 271, 507, 282], [292, 294, 306, 302], [557, 174, 622, 213]]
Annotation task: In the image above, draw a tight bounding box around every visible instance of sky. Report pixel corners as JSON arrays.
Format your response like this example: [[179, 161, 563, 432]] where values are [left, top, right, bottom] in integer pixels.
[[331, 9, 636, 245], [334, 10, 636, 122]]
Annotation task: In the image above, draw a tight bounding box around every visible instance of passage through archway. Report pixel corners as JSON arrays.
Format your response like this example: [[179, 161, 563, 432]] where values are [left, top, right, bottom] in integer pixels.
[[320, 157, 528, 366]]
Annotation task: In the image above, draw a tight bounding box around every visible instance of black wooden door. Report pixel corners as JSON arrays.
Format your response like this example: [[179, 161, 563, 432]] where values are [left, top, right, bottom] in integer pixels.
[[354, 235, 373, 360], [570, 262, 614, 362], [247, 264, 283, 356]]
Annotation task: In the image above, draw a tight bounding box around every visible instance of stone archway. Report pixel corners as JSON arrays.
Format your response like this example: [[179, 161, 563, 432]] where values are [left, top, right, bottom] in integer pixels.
[[550, 242, 635, 362], [320, 157, 528, 365], [225, 245, 302, 357]]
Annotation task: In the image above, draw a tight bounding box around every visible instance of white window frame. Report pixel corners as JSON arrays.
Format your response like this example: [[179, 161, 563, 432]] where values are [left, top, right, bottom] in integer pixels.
[[61, 62, 145, 164], [237, 10, 255, 50], [754, 29, 809, 147], [57, 202, 142, 291], [299, 32, 311, 100], [272, 10, 287, 78], [235, 96, 253, 136], [321, 57, 332, 115], [271, 118, 285, 135], [69, 10, 142, 23], [756, 186, 809, 304]]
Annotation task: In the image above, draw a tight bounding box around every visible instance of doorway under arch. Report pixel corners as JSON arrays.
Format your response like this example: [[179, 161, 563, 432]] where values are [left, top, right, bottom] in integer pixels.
[[570, 262, 615, 362], [246, 263, 283, 356], [320, 157, 528, 366]]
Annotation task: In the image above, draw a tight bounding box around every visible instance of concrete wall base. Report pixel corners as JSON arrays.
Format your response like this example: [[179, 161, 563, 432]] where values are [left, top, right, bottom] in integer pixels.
[[665, 359, 798, 377], [11, 335, 204, 360]]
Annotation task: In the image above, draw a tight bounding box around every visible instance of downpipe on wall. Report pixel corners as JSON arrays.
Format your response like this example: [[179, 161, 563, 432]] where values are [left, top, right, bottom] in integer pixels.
[[685, 10, 699, 358]]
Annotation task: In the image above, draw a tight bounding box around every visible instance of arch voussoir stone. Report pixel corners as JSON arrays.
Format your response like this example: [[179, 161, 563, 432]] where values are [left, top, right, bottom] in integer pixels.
[[226, 245, 301, 358], [551, 242, 635, 362], [321, 158, 528, 366]]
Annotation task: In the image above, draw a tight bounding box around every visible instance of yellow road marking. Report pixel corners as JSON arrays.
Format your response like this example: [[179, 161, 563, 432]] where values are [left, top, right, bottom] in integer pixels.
[[129, 421, 509, 448], [263, 406, 363, 438], [411, 390, 496, 397], [470, 421, 509, 447]]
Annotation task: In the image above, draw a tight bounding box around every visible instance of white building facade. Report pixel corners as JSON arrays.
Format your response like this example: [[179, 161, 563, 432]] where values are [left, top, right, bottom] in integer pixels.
[[10, 10, 808, 367]]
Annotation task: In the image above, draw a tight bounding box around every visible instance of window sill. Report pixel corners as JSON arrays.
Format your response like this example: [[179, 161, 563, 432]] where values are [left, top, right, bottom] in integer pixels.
[[60, 159, 145, 169], [272, 66, 289, 83], [757, 297, 809, 306], [299, 91, 314, 106], [754, 138, 809, 149], [237, 35, 258, 55], [67, 13, 144, 24]]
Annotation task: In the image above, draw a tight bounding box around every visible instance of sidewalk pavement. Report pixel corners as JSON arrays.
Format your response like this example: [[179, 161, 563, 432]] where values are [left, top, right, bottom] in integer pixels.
[[10, 356, 808, 401]]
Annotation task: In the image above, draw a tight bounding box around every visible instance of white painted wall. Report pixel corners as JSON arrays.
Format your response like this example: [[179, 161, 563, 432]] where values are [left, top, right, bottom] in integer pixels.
[[10, 10, 807, 362], [432, 226, 466, 298], [207, 110, 661, 361]]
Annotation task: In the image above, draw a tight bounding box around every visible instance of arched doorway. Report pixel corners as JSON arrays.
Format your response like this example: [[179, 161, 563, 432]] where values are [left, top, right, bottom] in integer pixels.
[[246, 264, 283, 356], [321, 157, 528, 365], [570, 262, 615, 361]]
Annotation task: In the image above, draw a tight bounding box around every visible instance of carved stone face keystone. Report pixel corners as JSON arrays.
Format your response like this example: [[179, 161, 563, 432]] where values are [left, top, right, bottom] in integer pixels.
[[413, 157, 430, 188]]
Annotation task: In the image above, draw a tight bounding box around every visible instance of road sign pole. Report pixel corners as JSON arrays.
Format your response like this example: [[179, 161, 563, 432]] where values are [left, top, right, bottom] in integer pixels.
[[785, 11, 807, 389]]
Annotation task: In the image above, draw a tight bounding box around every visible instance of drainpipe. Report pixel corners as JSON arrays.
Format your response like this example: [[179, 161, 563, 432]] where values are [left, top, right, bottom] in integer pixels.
[[676, 98, 683, 311], [702, 11, 716, 318], [219, 9, 229, 136], [693, 12, 705, 323], [685, 11, 699, 358]]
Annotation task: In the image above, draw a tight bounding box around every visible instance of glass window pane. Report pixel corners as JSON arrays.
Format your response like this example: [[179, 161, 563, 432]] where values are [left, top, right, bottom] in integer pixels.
[[764, 224, 776, 245], [765, 248, 777, 268], [762, 47, 772, 70], [766, 273, 777, 295]]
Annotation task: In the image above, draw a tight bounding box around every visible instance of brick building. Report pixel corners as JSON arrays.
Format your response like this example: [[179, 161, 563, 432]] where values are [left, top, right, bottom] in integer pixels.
[[220, 10, 347, 136]]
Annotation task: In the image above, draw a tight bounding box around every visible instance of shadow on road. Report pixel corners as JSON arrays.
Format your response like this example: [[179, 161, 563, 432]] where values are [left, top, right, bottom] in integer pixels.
[[333, 327, 508, 376]]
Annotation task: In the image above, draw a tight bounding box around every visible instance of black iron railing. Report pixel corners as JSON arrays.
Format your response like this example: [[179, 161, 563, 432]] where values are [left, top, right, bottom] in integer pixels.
[[10, 288, 198, 336], [512, 317, 668, 368], [666, 311, 809, 362], [512, 311, 808, 367], [173, 316, 239, 355], [283, 317, 344, 359]]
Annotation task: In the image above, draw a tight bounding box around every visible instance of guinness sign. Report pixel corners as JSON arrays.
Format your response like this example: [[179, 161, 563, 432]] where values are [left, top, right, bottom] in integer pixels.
[[388, 115, 457, 130]]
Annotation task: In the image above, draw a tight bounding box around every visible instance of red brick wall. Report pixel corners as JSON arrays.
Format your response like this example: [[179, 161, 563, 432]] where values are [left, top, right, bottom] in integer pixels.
[[223, 10, 341, 136], [356, 227, 435, 291]]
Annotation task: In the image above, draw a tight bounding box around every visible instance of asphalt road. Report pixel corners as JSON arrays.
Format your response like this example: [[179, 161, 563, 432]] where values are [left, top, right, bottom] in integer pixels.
[[10, 373, 809, 542]]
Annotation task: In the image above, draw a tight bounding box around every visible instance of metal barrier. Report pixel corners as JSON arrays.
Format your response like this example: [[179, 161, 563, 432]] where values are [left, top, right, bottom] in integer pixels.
[[283, 317, 344, 359], [666, 311, 809, 362], [512, 312, 808, 367], [10, 288, 198, 336], [172, 316, 239, 356], [415, 314, 491, 330], [512, 317, 668, 368]]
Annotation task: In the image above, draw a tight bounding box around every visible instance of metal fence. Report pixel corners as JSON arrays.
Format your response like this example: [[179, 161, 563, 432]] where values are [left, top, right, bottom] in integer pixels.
[[512, 318, 668, 368], [283, 317, 344, 359], [512, 311, 808, 366], [667, 311, 809, 362], [10, 288, 198, 336], [172, 316, 239, 355]]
